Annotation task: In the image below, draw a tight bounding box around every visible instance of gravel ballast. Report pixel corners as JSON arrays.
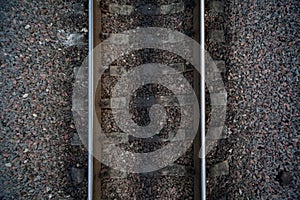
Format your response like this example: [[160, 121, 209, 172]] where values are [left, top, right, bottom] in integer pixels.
[[1, 0, 88, 199], [206, 0, 299, 199], [0, 0, 299, 199]]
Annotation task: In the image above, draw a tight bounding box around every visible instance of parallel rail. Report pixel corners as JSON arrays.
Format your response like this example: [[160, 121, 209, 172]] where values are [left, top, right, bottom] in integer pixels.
[[88, 0, 94, 199], [200, 0, 206, 199], [88, 0, 206, 199]]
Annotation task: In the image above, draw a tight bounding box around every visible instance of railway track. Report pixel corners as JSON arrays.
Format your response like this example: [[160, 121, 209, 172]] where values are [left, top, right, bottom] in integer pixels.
[[87, 0, 206, 199]]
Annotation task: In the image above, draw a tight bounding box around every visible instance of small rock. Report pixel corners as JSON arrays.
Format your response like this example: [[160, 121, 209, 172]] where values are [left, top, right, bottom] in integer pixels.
[[33, 113, 37, 117], [5, 163, 12, 167], [276, 170, 293, 186], [22, 93, 29, 98], [80, 28, 88, 33], [25, 24, 31, 29]]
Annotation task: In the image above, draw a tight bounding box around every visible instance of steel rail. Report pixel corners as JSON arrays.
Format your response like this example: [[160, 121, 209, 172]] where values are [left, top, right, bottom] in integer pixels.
[[200, 0, 206, 199], [88, 0, 94, 199]]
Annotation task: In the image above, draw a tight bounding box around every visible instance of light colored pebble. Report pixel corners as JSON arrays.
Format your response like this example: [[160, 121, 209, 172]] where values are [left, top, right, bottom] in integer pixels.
[[5, 163, 12, 167]]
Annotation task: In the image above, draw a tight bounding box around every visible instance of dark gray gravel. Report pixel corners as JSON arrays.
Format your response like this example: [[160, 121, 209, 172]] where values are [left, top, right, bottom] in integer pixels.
[[206, 0, 299, 199], [1, 0, 299, 199], [0, 0, 88, 199], [97, 0, 197, 199]]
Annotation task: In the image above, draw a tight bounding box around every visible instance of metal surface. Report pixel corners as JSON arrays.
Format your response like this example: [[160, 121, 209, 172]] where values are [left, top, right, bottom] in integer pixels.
[[88, 0, 94, 199], [200, 0, 206, 199]]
